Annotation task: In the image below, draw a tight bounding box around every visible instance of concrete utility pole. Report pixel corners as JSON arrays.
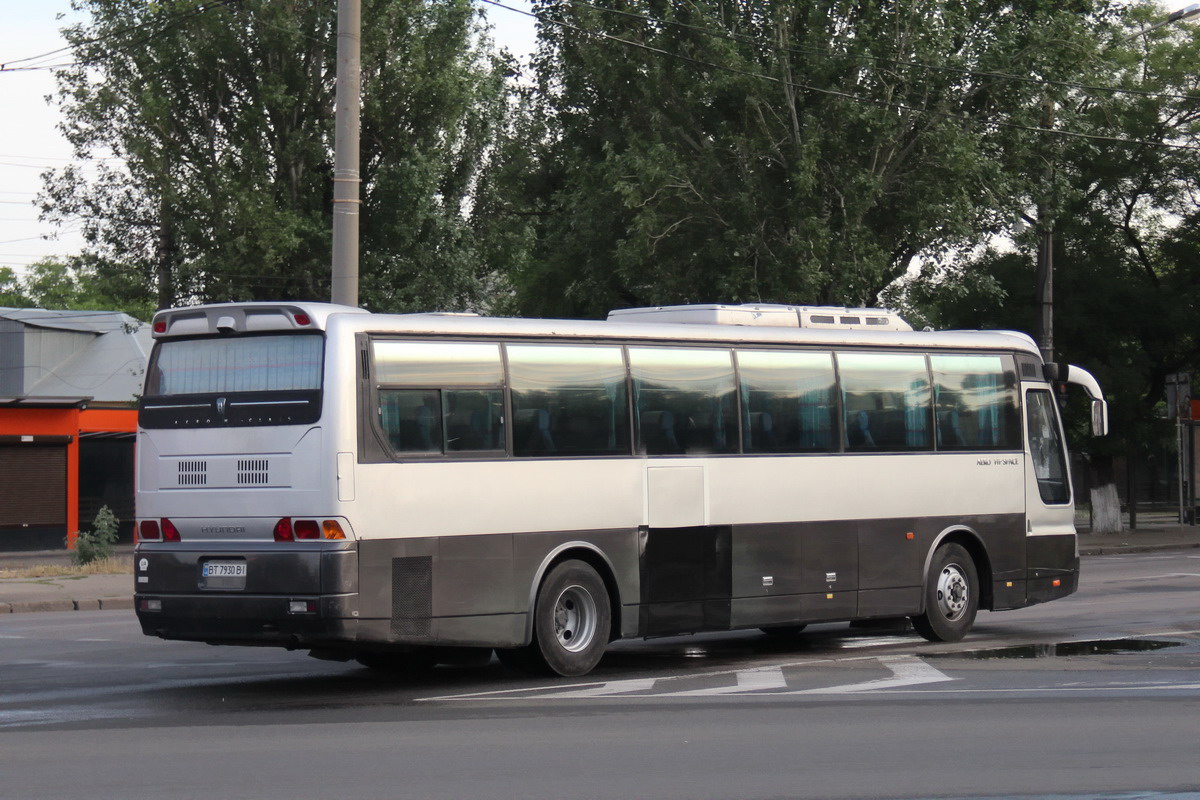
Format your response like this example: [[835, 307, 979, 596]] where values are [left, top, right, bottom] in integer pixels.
[[331, 0, 361, 307], [1035, 98, 1055, 366]]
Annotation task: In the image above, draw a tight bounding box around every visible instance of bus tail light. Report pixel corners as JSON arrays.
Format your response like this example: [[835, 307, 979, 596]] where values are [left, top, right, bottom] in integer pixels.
[[294, 520, 320, 540], [161, 518, 181, 542], [293, 312, 312, 326], [273, 518, 294, 542], [274, 518, 346, 542], [139, 520, 161, 541]]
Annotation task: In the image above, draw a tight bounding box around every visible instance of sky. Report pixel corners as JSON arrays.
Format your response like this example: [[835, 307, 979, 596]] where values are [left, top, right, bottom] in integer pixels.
[[0, 0, 537, 281]]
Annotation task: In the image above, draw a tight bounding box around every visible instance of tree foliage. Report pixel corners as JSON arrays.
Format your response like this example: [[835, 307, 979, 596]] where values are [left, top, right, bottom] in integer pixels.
[[483, 0, 1119, 318], [897, 2, 1200, 463], [0, 258, 153, 319], [44, 0, 510, 312]]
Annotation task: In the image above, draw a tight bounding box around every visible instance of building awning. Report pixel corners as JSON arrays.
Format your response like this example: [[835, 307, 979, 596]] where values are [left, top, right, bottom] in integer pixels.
[[0, 396, 91, 409]]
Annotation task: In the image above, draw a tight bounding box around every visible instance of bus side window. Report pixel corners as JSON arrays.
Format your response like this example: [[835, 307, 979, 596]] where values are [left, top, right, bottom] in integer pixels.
[[630, 347, 737, 456], [736, 350, 836, 454], [930, 355, 1020, 451], [838, 352, 932, 452], [379, 389, 441, 453], [506, 344, 629, 457], [372, 341, 505, 456]]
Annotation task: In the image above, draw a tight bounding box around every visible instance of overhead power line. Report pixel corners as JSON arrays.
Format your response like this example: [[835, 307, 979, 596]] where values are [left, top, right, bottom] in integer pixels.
[[481, 0, 1200, 153], [0, 0, 242, 73]]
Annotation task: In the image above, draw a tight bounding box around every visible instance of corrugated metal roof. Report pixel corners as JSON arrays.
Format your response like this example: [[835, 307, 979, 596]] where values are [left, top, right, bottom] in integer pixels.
[[0, 307, 150, 404], [0, 307, 142, 334]]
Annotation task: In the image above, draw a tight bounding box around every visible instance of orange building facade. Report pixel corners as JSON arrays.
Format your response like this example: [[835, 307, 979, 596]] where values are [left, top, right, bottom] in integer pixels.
[[0, 402, 138, 551]]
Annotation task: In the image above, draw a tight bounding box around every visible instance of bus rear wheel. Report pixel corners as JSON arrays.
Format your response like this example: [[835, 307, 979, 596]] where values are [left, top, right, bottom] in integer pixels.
[[526, 559, 611, 677], [912, 543, 979, 643]]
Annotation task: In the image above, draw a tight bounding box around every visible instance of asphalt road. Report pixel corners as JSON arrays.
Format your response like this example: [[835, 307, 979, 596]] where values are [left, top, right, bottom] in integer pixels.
[[2, 551, 1199, 800]]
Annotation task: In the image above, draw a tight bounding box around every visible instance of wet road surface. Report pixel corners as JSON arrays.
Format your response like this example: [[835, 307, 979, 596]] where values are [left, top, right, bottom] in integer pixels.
[[1, 551, 1199, 799]]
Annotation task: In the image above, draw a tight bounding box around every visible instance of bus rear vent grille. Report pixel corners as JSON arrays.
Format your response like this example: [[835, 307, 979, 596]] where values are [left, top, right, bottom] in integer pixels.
[[177, 461, 207, 486], [391, 556, 433, 637], [237, 459, 270, 485]]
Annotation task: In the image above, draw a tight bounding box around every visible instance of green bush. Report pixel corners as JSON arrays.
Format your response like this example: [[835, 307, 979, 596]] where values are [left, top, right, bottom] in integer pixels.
[[73, 505, 120, 565]]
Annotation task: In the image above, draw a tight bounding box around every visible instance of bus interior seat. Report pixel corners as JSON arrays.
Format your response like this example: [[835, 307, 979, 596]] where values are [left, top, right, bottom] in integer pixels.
[[470, 409, 500, 449], [849, 409, 877, 449], [414, 403, 435, 450], [940, 409, 965, 446], [641, 409, 681, 454], [748, 411, 775, 451], [515, 408, 555, 453]]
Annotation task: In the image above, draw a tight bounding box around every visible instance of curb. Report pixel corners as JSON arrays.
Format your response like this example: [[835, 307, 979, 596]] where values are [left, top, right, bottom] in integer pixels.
[[1080, 542, 1200, 556], [2, 597, 133, 614]]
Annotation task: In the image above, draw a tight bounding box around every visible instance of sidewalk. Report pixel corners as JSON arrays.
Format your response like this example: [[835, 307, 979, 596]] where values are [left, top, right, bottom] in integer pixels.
[[0, 545, 135, 614], [2, 526, 1199, 615]]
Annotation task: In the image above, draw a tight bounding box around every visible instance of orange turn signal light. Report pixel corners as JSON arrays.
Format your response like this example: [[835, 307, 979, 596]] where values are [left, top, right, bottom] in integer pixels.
[[1052, 578, 1061, 588], [322, 520, 346, 540]]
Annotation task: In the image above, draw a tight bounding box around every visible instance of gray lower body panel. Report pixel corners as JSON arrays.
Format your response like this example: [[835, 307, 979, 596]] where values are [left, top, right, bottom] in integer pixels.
[[135, 513, 1064, 652]]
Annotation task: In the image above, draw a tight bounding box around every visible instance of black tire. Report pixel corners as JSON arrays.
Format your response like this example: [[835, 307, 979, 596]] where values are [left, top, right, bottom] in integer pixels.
[[530, 559, 612, 677], [434, 647, 494, 668], [911, 542, 979, 643], [495, 645, 542, 673], [760, 625, 808, 638], [354, 649, 438, 673]]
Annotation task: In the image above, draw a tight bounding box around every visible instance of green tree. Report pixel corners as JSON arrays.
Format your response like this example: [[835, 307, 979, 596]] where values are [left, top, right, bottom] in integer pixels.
[[44, 0, 510, 312], [897, 2, 1200, 530], [0, 267, 33, 307], [484, 0, 1117, 318], [0, 257, 154, 319]]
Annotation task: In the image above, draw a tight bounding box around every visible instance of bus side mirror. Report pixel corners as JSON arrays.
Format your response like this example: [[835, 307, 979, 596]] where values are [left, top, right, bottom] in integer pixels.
[[1091, 399, 1109, 438]]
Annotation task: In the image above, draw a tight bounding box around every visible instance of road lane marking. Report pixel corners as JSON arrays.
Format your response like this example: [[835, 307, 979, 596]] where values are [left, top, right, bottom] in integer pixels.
[[534, 678, 659, 699], [783, 656, 953, 695], [670, 666, 788, 697], [419, 655, 951, 701]]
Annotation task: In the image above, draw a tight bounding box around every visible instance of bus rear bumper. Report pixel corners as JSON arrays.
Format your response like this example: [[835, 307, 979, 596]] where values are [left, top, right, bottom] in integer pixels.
[[135, 592, 360, 648]]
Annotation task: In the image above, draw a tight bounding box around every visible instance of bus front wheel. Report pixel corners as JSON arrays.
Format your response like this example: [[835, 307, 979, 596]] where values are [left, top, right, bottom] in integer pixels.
[[529, 559, 611, 677], [911, 543, 979, 643]]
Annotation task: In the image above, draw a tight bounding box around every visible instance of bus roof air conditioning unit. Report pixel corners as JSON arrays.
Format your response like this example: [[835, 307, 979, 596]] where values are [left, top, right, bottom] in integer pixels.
[[605, 304, 913, 332]]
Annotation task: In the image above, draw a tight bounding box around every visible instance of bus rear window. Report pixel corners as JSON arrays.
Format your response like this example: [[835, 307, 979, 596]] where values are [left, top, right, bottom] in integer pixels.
[[146, 334, 323, 396]]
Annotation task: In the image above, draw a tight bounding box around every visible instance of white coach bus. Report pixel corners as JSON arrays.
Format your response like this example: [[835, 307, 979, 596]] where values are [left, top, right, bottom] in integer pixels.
[[133, 302, 1107, 677]]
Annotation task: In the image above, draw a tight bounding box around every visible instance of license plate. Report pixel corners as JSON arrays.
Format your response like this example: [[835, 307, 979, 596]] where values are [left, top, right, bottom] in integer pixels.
[[200, 560, 247, 590], [202, 562, 247, 578]]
